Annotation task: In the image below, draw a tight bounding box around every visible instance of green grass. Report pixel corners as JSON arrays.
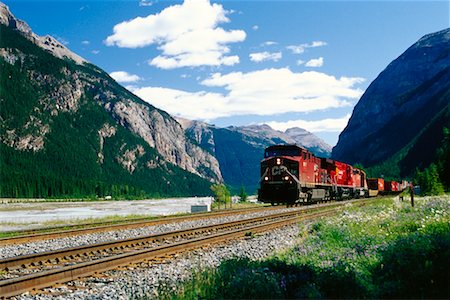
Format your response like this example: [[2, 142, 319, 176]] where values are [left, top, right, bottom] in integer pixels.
[[153, 196, 450, 299]]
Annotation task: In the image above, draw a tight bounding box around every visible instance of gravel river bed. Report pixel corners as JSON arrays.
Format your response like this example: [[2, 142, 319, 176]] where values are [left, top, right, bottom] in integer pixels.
[[0, 197, 213, 232]]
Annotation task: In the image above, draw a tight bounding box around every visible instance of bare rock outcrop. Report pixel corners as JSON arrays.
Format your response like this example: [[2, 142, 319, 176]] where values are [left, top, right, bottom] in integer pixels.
[[98, 123, 117, 163], [0, 3, 86, 65], [117, 144, 145, 174], [108, 100, 223, 182]]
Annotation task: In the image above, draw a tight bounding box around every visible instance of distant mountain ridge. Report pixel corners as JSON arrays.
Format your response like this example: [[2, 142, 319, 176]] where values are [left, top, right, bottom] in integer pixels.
[[332, 28, 450, 180], [232, 124, 331, 157], [177, 118, 331, 192]]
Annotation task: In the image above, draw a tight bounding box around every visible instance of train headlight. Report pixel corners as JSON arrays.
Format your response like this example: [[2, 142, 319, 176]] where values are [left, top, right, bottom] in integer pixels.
[[276, 158, 281, 165], [284, 176, 289, 181], [264, 176, 269, 181]]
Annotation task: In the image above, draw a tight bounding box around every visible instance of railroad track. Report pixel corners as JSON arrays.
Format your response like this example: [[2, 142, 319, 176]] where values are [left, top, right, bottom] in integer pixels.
[[0, 198, 362, 246], [0, 198, 376, 298]]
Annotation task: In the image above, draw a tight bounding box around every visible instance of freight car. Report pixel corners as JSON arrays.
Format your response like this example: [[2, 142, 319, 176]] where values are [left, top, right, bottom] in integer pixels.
[[367, 178, 384, 197], [385, 181, 400, 193], [258, 145, 368, 205]]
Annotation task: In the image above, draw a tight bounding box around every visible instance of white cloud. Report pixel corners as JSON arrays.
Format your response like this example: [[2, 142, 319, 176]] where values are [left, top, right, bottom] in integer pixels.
[[266, 114, 351, 133], [305, 57, 324, 67], [109, 71, 141, 83], [125, 84, 139, 91], [105, 0, 246, 69], [287, 41, 327, 54], [252, 25, 259, 30], [249, 51, 282, 62], [139, 0, 154, 7], [129, 86, 228, 121], [91, 50, 100, 55], [296, 59, 305, 66], [81, 40, 90, 45], [261, 41, 277, 46], [131, 68, 364, 121], [310, 41, 327, 47]]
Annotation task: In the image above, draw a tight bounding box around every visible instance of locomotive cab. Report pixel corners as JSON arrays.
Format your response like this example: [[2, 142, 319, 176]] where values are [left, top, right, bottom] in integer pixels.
[[258, 145, 302, 204]]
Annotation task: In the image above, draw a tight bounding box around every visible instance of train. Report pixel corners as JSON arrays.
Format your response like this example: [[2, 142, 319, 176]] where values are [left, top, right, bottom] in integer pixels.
[[258, 144, 405, 205]]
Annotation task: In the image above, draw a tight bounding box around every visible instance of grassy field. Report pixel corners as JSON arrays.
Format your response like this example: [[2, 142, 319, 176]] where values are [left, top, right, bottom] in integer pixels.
[[157, 196, 450, 299]]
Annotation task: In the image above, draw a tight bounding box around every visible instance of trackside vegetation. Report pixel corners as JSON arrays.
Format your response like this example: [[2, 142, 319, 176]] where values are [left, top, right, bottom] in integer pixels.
[[155, 196, 450, 299], [414, 127, 450, 195], [210, 184, 231, 209]]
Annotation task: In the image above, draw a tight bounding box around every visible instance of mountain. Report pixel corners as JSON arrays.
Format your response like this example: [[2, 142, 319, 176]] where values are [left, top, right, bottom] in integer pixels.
[[228, 124, 331, 158], [332, 28, 450, 180], [0, 3, 332, 198], [0, 3, 222, 198], [178, 119, 331, 192], [284, 127, 332, 158]]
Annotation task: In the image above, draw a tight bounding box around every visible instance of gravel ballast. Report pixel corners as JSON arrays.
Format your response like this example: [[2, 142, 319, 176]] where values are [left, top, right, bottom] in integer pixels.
[[13, 223, 301, 299]]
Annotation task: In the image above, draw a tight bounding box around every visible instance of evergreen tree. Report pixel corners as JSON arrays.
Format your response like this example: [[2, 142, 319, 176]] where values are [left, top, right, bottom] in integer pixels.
[[415, 164, 444, 195], [436, 127, 450, 190], [238, 186, 248, 202]]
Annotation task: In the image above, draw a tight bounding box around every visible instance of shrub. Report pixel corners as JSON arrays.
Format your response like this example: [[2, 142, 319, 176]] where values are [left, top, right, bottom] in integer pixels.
[[210, 184, 231, 208], [373, 221, 450, 299]]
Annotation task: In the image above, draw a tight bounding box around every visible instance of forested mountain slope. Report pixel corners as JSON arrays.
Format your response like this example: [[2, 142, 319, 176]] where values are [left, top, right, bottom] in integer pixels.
[[332, 28, 450, 182], [0, 4, 221, 198]]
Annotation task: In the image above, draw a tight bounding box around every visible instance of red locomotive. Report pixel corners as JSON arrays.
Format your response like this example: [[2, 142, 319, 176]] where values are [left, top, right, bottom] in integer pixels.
[[258, 145, 368, 204]]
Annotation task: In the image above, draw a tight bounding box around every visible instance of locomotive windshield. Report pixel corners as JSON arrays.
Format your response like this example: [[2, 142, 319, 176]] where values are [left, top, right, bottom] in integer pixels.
[[264, 145, 302, 158]]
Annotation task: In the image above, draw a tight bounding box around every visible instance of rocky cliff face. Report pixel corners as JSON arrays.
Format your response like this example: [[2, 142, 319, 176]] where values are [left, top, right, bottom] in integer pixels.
[[0, 3, 221, 198], [106, 100, 221, 181], [332, 28, 450, 175], [177, 118, 216, 154]]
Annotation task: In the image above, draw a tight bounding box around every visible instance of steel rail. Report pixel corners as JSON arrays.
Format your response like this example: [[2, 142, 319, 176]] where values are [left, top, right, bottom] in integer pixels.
[[0, 206, 338, 270], [0, 210, 334, 298]]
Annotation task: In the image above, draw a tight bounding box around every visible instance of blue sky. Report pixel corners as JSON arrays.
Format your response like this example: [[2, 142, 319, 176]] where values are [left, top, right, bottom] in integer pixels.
[[4, 0, 449, 146]]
